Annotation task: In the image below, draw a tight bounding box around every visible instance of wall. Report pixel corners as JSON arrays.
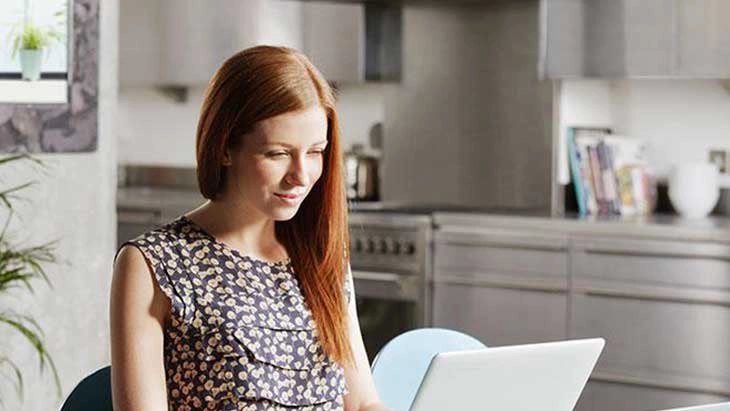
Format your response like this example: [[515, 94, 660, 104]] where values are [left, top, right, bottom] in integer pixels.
[[382, 2, 553, 208], [117, 83, 385, 166], [558, 79, 730, 185], [0, 0, 117, 409]]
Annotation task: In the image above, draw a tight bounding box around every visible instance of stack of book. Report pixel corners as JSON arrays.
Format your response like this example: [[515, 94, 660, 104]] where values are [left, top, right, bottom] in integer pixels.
[[567, 127, 654, 216]]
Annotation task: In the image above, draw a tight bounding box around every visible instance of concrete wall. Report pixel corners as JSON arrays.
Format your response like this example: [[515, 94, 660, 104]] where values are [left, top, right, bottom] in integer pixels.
[[0, 0, 117, 409]]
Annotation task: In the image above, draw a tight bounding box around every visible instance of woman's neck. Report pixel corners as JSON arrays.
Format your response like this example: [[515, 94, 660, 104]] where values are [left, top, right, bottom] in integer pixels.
[[185, 199, 286, 261]]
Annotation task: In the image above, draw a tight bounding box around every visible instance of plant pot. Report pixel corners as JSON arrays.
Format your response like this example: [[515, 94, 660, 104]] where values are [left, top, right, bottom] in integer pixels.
[[19, 49, 43, 81]]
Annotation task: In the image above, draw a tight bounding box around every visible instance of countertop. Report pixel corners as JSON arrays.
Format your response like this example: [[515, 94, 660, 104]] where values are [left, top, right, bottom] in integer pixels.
[[116, 187, 730, 244], [434, 211, 730, 244]]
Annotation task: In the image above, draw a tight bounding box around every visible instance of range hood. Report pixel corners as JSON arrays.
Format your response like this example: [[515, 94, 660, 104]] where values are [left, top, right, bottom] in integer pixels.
[[119, 0, 401, 89]]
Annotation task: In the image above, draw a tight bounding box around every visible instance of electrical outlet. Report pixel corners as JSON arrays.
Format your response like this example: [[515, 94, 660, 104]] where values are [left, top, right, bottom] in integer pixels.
[[709, 149, 728, 174]]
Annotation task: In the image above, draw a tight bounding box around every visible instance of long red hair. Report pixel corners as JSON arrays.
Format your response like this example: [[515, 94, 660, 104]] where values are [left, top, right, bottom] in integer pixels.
[[195, 46, 351, 365]]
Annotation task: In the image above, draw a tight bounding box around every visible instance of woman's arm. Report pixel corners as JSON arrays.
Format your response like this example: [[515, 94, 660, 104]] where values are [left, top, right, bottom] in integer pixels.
[[342, 266, 390, 411], [109, 245, 171, 411]]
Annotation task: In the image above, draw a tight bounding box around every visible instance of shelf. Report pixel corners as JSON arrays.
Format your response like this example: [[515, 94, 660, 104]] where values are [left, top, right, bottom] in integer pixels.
[[0, 79, 67, 104]]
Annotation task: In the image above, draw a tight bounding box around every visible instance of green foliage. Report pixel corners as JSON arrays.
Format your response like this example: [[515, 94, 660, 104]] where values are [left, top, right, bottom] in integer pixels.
[[7, 2, 67, 59], [0, 154, 60, 407]]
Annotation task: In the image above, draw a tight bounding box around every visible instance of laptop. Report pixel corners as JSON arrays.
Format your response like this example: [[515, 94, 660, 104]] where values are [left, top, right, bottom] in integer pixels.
[[409, 338, 605, 411]]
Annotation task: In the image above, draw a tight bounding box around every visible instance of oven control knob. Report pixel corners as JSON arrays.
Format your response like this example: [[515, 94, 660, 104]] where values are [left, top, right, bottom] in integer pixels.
[[377, 239, 390, 254], [365, 239, 375, 253], [403, 242, 416, 255], [353, 238, 363, 253], [386, 238, 400, 254]]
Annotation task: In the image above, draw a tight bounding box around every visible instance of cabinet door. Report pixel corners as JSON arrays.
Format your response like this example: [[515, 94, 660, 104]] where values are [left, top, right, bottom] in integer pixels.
[[302, 2, 364, 83], [542, 0, 674, 77], [570, 237, 730, 398], [432, 283, 567, 346], [676, 0, 730, 77], [623, 0, 675, 76], [433, 228, 569, 345]]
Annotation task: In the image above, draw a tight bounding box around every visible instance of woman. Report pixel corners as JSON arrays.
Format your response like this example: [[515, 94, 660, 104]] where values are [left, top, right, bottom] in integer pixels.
[[110, 46, 389, 411]]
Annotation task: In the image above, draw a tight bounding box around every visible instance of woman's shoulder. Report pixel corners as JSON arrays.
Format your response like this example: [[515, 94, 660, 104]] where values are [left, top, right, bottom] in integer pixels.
[[123, 217, 191, 248]]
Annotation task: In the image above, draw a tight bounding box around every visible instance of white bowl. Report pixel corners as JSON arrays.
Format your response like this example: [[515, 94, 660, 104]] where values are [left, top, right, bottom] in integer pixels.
[[668, 162, 719, 219]]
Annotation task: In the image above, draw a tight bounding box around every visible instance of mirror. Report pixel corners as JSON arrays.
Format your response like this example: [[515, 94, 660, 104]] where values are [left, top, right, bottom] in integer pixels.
[[0, 0, 69, 103]]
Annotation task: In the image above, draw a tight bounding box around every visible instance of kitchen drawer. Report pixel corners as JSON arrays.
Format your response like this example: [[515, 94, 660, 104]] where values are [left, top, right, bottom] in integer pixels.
[[571, 237, 730, 304], [576, 380, 728, 411], [570, 292, 730, 395], [434, 229, 568, 289], [433, 282, 567, 346]]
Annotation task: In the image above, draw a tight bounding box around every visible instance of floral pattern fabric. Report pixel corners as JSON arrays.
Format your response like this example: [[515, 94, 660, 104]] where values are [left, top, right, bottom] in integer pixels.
[[120, 216, 348, 411]]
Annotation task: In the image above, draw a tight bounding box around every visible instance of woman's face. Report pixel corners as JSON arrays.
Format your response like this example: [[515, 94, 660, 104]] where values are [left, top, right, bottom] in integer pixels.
[[223, 106, 329, 221]]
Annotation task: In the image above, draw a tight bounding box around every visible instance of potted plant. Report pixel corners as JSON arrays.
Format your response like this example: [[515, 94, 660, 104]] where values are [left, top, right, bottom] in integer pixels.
[[8, 6, 65, 81], [0, 154, 60, 407]]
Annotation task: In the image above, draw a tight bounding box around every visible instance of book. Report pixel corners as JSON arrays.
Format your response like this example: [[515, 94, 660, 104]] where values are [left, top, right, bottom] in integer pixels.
[[566, 127, 653, 216]]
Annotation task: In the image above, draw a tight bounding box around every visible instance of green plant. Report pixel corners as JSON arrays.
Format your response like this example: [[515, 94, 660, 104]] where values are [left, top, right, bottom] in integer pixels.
[[0, 154, 60, 407], [9, 19, 64, 59]]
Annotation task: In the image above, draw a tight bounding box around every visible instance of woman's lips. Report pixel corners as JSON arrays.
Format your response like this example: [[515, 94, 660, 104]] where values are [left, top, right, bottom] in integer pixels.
[[275, 193, 302, 204]]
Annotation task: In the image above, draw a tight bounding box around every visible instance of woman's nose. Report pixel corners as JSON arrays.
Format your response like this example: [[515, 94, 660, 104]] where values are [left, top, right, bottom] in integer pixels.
[[286, 156, 310, 187]]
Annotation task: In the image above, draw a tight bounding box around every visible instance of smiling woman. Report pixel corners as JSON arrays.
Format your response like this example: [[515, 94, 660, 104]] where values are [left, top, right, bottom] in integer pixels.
[[110, 46, 389, 411]]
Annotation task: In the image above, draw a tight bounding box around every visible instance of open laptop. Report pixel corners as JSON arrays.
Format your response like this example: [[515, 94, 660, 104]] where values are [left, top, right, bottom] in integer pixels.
[[409, 338, 605, 411]]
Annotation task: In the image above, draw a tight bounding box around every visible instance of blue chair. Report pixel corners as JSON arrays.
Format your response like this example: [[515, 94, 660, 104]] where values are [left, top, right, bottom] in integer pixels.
[[371, 328, 487, 411], [60, 366, 112, 411]]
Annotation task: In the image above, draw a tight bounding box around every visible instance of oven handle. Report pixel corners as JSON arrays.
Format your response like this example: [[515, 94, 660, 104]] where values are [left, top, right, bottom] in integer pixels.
[[351, 269, 420, 302], [352, 270, 402, 284]]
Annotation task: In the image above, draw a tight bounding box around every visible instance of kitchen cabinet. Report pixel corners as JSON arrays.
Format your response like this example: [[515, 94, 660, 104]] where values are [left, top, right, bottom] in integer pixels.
[[570, 236, 730, 411], [302, 2, 365, 83], [120, 0, 302, 87], [301, 2, 400, 83], [676, 0, 730, 77], [432, 228, 569, 346], [432, 213, 730, 411], [541, 0, 730, 78]]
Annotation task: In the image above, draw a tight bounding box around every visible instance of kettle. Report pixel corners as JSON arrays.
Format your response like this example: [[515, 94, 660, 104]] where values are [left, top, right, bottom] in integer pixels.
[[344, 144, 380, 201]]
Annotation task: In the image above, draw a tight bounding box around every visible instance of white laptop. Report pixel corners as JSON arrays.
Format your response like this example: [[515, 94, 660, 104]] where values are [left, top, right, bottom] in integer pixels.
[[409, 338, 605, 411]]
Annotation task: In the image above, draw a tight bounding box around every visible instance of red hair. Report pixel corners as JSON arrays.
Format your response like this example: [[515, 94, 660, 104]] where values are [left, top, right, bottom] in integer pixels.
[[195, 46, 351, 365]]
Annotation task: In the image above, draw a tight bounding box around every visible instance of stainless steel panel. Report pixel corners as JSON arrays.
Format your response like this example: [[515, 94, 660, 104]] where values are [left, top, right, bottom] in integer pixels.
[[432, 283, 568, 346], [352, 269, 421, 302], [434, 230, 568, 289], [576, 380, 728, 411], [572, 237, 730, 294], [570, 292, 730, 395]]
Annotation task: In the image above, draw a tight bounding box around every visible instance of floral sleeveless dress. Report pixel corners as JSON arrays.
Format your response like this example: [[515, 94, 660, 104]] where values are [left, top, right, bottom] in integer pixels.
[[120, 216, 349, 411]]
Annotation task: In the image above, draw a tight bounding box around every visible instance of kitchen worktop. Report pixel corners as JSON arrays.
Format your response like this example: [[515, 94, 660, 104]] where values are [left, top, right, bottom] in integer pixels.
[[434, 211, 730, 244], [116, 187, 730, 244]]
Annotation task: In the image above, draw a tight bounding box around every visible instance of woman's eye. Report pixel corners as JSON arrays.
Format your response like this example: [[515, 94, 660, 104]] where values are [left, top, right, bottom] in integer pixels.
[[267, 151, 288, 158], [308, 149, 325, 155]]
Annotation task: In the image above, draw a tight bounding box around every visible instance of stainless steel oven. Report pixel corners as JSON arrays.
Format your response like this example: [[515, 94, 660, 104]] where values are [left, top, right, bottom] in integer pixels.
[[348, 212, 433, 362]]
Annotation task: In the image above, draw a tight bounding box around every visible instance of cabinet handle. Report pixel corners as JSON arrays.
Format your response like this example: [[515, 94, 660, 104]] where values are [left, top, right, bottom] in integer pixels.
[[435, 274, 567, 293], [577, 285, 730, 307], [591, 371, 730, 396], [582, 246, 730, 262]]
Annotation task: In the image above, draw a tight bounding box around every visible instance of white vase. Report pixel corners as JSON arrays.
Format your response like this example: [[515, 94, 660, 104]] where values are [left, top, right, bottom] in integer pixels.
[[19, 49, 43, 81], [668, 162, 720, 219]]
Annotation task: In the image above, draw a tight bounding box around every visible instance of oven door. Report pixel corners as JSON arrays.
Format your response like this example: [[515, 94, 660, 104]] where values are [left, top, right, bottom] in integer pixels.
[[352, 269, 423, 363]]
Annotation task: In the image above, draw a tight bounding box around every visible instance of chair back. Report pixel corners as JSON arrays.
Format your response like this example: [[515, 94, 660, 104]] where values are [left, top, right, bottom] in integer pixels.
[[60, 366, 112, 411], [370, 328, 486, 411]]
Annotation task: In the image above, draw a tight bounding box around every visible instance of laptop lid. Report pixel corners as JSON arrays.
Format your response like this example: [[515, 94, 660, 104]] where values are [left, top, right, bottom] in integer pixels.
[[409, 338, 605, 411]]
